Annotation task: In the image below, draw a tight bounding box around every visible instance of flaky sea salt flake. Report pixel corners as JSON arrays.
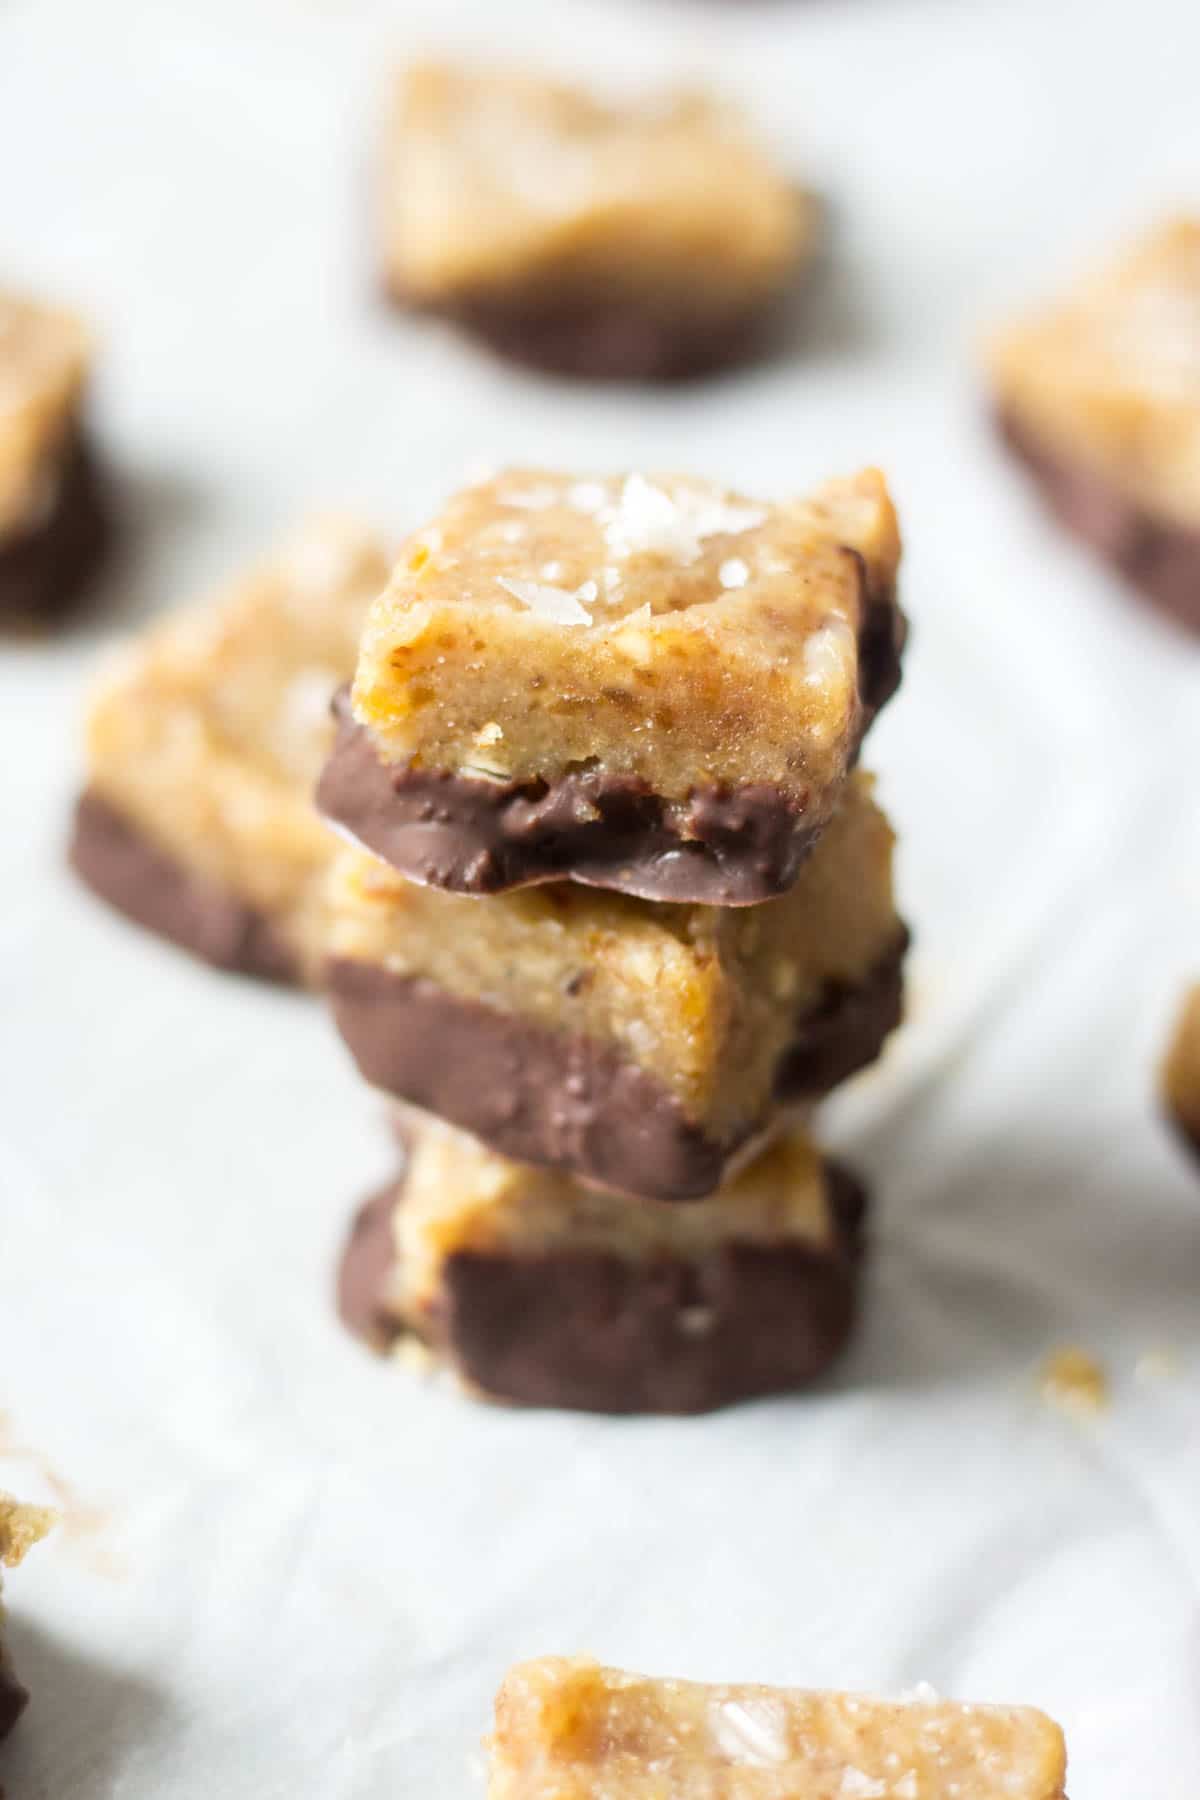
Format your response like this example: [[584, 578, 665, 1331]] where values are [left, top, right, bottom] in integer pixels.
[[567, 480, 607, 513], [803, 619, 855, 687], [497, 575, 594, 626], [620, 602, 652, 626], [710, 1699, 790, 1767], [898, 1683, 941, 1706], [839, 1771, 887, 1798], [604, 475, 766, 564]]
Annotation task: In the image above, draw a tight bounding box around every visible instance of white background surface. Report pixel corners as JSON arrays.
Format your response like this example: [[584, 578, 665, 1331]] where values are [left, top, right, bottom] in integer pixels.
[[1, 0, 1198, 1793]]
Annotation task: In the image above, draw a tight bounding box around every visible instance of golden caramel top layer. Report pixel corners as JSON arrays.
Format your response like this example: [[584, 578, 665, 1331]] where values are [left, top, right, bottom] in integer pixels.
[[1163, 981, 1200, 1144], [0, 291, 91, 538], [393, 1118, 832, 1315], [0, 1493, 55, 1570], [490, 1660, 1068, 1800], [384, 60, 811, 305], [352, 467, 900, 799], [989, 216, 1200, 526]]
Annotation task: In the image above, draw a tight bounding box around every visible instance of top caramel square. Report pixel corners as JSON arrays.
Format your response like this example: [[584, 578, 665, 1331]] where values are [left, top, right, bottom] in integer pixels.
[[990, 218, 1200, 531], [318, 467, 904, 905], [381, 61, 815, 380], [0, 291, 91, 541]]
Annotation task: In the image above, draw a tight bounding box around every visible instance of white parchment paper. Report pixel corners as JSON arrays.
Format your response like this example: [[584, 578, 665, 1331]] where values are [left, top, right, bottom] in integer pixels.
[[1, 0, 1198, 1794]]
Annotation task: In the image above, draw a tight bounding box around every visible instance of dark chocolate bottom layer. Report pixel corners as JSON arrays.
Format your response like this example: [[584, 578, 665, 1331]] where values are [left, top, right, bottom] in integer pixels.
[[69, 788, 300, 984], [337, 1179, 405, 1352], [401, 278, 780, 383], [337, 1161, 867, 1415], [318, 557, 905, 903], [1167, 1109, 1200, 1169], [318, 702, 821, 904], [0, 433, 110, 622], [327, 936, 905, 1202], [997, 408, 1200, 636], [0, 1653, 29, 1741]]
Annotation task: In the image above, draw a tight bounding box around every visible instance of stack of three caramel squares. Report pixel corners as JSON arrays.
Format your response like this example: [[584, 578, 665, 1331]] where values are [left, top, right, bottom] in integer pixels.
[[319, 465, 909, 1414]]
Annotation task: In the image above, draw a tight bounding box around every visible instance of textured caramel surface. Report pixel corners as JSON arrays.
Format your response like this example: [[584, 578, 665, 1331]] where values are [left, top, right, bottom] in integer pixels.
[[383, 61, 811, 309], [989, 217, 1200, 528], [328, 771, 898, 1134], [390, 1117, 833, 1319], [489, 1659, 1068, 1800], [0, 290, 90, 539], [352, 467, 899, 804], [1163, 982, 1200, 1146], [83, 518, 389, 983]]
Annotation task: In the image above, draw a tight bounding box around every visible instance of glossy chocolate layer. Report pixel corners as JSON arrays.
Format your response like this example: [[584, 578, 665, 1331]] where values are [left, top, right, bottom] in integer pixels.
[[319, 708, 819, 904], [0, 433, 110, 622], [70, 789, 299, 984], [998, 408, 1200, 635], [1168, 1111, 1200, 1168], [336, 1180, 403, 1350], [398, 281, 778, 384]]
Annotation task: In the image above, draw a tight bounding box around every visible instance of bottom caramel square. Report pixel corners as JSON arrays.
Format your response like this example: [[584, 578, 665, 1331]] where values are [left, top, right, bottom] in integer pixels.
[[338, 1118, 866, 1416]]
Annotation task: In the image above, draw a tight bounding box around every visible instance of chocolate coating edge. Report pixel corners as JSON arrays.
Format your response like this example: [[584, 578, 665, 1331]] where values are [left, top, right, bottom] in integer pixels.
[[389, 273, 786, 383], [317, 556, 903, 905], [997, 406, 1200, 636], [318, 699, 822, 903], [326, 935, 905, 1203], [337, 1161, 867, 1415], [69, 788, 300, 985], [1167, 1108, 1200, 1169], [0, 1652, 29, 1741], [0, 432, 110, 622], [336, 1180, 402, 1349]]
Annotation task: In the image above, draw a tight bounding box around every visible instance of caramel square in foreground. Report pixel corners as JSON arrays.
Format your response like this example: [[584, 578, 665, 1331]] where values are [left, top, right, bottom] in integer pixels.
[[489, 1659, 1068, 1799], [382, 60, 815, 381], [989, 218, 1200, 633], [319, 466, 904, 904], [72, 517, 390, 985]]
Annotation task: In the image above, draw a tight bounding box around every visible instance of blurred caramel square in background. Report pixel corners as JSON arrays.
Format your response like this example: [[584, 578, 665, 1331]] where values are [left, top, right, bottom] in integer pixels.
[[990, 218, 1200, 632], [72, 516, 390, 984], [380, 60, 816, 380]]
